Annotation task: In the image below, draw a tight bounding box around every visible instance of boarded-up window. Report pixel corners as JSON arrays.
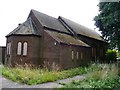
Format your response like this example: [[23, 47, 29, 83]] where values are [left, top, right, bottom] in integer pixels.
[[17, 42, 22, 55], [72, 50, 74, 59], [77, 52, 79, 59], [7, 42, 11, 55], [23, 42, 27, 56]]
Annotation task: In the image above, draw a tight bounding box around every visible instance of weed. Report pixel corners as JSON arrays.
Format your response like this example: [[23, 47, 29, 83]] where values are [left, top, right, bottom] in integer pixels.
[[62, 63, 120, 88], [2, 65, 87, 85]]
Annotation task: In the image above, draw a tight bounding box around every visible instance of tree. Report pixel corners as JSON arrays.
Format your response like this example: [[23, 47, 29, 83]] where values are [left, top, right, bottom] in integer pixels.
[[94, 2, 120, 51]]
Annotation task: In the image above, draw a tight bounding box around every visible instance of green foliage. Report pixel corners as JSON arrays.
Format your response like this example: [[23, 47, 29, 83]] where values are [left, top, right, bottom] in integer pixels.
[[79, 76, 120, 88], [62, 63, 120, 88], [3, 63, 119, 88], [117, 52, 120, 58], [105, 49, 117, 62], [94, 2, 120, 51], [2, 66, 87, 85]]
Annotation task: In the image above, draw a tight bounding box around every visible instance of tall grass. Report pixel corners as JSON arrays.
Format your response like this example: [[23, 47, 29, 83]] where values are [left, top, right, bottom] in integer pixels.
[[2, 65, 87, 85], [62, 63, 120, 88], [86, 63, 118, 80]]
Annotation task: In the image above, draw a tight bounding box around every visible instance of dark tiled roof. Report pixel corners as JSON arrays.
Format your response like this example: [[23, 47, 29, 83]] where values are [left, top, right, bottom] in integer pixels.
[[58, 16, 103, 41], [31, 9, 70, 34], [6, 18, 40, 37], [45, 30, 90, 47]]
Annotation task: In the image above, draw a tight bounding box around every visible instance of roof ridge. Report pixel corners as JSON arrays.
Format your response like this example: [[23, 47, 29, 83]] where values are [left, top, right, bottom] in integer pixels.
[[31, 9, 58, 20]]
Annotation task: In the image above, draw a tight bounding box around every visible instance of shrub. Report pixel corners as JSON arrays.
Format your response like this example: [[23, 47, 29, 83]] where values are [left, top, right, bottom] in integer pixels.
[[105, 49, 117, 63]]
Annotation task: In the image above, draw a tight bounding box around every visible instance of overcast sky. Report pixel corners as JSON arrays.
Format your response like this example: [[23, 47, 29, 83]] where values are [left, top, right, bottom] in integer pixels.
[[0, 0, 100, 46]]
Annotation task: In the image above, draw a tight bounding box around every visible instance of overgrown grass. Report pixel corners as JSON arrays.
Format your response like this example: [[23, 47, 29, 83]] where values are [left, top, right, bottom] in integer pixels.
[[61, 63, 120, 88], [2, 66, 87, 85], [3, 63, 120, 88]]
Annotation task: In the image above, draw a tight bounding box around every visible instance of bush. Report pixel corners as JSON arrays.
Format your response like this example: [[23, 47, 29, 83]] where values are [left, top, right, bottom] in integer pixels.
[[105, 49, 117, 63]]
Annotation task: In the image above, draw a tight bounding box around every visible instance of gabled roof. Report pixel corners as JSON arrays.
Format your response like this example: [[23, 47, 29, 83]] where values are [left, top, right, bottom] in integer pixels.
[[58, 16, 103, 41], [7, 9, 105, 44], [31, 9, 70, 34], [6, 18, 40, 37], [45, 30, 90, 47]]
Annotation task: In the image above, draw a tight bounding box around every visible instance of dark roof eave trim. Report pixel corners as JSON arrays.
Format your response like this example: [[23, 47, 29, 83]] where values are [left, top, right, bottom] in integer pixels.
[[0, 46, 6, 48], [59, 42, 90, 48], [77, 34, 108, 44], [6, 34, 41, 37]]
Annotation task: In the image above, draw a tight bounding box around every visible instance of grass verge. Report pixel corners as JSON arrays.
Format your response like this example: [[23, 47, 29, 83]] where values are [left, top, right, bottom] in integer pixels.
[[2, 66, 87, 85]]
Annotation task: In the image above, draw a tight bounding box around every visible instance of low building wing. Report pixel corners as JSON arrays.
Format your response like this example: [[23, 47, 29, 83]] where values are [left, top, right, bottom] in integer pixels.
[[45, 30, 90, 47]]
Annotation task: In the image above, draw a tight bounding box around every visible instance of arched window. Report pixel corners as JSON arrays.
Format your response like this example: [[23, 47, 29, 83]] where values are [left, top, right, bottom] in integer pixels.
[[7, 42, 11, 55], [17, 42, 22, 55], [23, 42, 27, 56]]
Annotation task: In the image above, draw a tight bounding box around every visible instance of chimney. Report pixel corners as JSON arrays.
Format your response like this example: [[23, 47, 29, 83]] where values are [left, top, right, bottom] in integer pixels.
[[18, 23, 21, 26]]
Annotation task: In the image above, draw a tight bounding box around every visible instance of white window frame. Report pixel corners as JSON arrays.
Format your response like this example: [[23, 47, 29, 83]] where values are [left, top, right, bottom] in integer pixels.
[[72, 50, 74, 60], [23, 42, 27, 56], [17, 42, 22, 55]]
